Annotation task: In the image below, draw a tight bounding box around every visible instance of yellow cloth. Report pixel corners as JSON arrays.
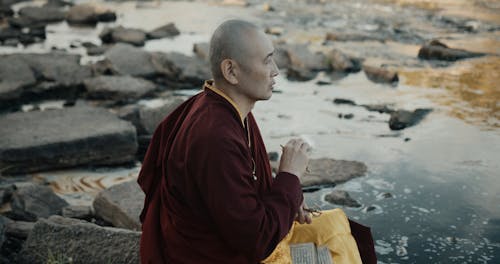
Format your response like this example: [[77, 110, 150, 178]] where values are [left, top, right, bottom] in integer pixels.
[[262, 209, 362, 264]]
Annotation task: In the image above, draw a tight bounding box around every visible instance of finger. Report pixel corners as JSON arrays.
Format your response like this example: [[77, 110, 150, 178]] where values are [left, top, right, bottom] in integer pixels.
[[305, 212, 313, 224], [297, 207, 306, 224]]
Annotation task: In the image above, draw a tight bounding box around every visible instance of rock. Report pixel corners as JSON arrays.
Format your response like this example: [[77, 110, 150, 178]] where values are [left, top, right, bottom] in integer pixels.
[[19, 215, 140, 264], [118, 97, 184, 135], [418, 40, 485, 61], [66, 4, 115, 25], [18, 6, 66, 24], [286, 66, 318, 81], [389, 108, 432, 130], [220, 0, 249, 6], [103, 43, 157, 77], [262, 3, 275, 12], [93, 181, 144, 230], [62, 205, 93, 220], [273, 46, 291, 69], [147, 22, 180, 39], [0, 6, 14, 18], [85, 44, 109, 56], [301, 158, 367, 187], [286, 44, 328, 71], [326, 49, 361, 73], [4, 184, 68, 221], [325, 190, 362, 208], [268, 152, 279, 162], [0, 216, 8, 248], [333, 98, 356, 106], [193, 42, 209, 61], [362, 65, 398, 84], [265, 26, 284, 36], [84, 75, 156, 103], [5, 221, 35, 239], [156, 52, 211, 87], [100, 26, 147, 47], [0, 27, 22, 42], [0, 55, 37, 103], [0, 105, 138, 174], [325, 32, 384, 42], [44, 0, 73, 8], [362, 104, 395, 114]]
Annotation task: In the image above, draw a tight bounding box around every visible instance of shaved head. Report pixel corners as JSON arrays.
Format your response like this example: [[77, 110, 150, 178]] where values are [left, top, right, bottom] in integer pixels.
[[209, 20, 259, 81]]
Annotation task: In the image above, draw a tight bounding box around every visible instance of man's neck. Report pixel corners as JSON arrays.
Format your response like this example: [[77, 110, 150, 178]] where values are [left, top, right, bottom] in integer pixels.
[[213, 80, 255, 119]]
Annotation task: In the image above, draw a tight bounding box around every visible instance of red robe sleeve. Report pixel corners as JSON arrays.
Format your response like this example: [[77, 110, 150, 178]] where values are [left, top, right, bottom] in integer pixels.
[[191, 130, 303, 262]]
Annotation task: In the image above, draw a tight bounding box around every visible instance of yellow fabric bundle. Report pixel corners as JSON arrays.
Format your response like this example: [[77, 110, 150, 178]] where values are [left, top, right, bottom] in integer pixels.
[[262, 209, 362, 264]]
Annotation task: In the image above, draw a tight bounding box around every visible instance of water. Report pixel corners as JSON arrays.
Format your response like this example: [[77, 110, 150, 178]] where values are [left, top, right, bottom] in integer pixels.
[[2, 0, 499, 262]]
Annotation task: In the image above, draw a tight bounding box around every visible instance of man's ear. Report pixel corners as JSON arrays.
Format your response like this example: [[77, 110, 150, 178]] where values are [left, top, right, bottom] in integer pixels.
[[220, 59, 238, 85]]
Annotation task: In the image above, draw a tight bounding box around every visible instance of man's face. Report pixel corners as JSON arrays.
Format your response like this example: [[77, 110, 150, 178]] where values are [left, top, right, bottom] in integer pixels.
[[235, 30, 279, 102]]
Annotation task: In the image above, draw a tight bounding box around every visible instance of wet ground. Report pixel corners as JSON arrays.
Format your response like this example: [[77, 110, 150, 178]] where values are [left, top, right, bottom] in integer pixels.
[[1, 0, 499, 263]]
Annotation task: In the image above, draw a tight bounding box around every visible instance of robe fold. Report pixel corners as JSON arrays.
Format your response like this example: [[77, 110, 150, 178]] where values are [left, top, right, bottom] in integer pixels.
[[138, 81, 303, 263]]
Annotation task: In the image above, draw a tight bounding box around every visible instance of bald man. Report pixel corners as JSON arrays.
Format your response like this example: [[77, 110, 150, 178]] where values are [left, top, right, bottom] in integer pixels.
[[138, 20, 312, 263]]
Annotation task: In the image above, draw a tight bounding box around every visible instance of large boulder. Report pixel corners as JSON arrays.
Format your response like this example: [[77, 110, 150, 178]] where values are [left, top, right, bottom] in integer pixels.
[[103, 43, 157, 77], [147, 22, 180, 39], [100, 26, 147, 47], [0, 55, 37, 104], [389, 108, 432, 130], [325, 190, 362, 208], [3, 184, 68, 221], [66, 4, 116, 26], [18, 6, 66, 24], [282, 44, 327, 81], [83, 75, 156, 103], [418, 40, 485, 61], [326, 49, 361, 73], [0, 105, 138, 174], [193, 42, 209, 61], [301, 158, 367, 188], [154, 52, 211, 88], [93, 180, 144, 231], [325, 32, 384, 42], [362, 65, 398, 85], [19, 215, 140, 264]]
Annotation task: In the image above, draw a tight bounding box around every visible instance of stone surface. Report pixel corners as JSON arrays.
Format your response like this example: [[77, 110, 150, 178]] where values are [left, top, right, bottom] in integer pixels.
[[62, 205, 93, 220], [325, 32, 384, 42], [300, 158, 367, 187], [19, 215, 140, 264], [327, 49, 361, 73], [0, 105, 138, 174], [100, 26, 147, 46], [147, 22, 180, 39], [66, 4, 97, 25], [389, 108, 432, 130], [325, 190, 362, 208], [84, 75, 156, 102], [159, 52, 211, 87], [286, 44, 328, 71], [362, 65, 398, 84], [18, 6, 66, 23], [193, 42, 209, 61], [103, 43, 157, 77], [93, 180, 144, 231], [5, 221, 34, 239], [418, 40, 485, 61], [0, 55, 36, 103]]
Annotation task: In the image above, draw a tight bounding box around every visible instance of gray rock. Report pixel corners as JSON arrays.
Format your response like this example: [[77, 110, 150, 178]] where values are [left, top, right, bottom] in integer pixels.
[[18, 6, 66, 23], [325, 32, 384, 42], [93, 180, 144, 231], [130, 98, 184, 135], [362, 104, 395, 114], [104, 43, 157, 77], [0, 55, 36, 102], [0, 215, 9, 248], [286, 44, 328, 71], [159, 52, 211, 87], [286, 66, 318, 81], [84, 75, 156, 102], [5, 221, 34, 239], [19, 215, 140, 264], [333, 98, 356, 106], [418, 40, 485, 61], [362, 65, 398, 84], [301, 158, 367, 187], [62, 205, 93, 220], [85, 44, 109, 56], [193, 42, 209, 61], [0, 105, 138, 174], [66, 4, 116, 25], [147, 22, 180, 39], [325, 190, 362, 208], [100, 26, 147, 47], [389, 108, 432, 130], [327, 49, 361, 73], [273, 46, 291, 69]]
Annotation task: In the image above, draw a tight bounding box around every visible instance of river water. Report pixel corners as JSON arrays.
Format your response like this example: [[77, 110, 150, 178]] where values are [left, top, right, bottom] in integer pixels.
[[1, 0, 499, 263]]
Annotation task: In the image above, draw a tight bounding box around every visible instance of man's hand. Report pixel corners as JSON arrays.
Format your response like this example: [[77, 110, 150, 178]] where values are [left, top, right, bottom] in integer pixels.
[[295, 201, 312, 224], [278, 138, 310, 178]]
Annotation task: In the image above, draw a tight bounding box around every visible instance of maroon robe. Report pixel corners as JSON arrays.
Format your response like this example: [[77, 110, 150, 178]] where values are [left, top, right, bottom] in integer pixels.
[[138, 83, 303, 263]]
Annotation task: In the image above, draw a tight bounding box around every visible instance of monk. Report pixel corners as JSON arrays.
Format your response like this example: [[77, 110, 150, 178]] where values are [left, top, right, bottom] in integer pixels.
[[138, 20, 313, 263]]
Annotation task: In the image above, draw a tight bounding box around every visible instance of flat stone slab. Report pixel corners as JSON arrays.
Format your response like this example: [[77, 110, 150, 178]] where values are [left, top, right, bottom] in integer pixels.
[[0, 105, 137, 174], [84, 75, 156, 102], [93, 180, 144, 231], [19, 215, 140, 264], [301, 158, 367, 187], [104, 43, 157, 77], [0, 55, 37, 102]]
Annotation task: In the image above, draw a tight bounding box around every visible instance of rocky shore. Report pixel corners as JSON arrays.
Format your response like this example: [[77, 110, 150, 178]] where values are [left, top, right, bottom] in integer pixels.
[[0, 0, 498, 263]]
